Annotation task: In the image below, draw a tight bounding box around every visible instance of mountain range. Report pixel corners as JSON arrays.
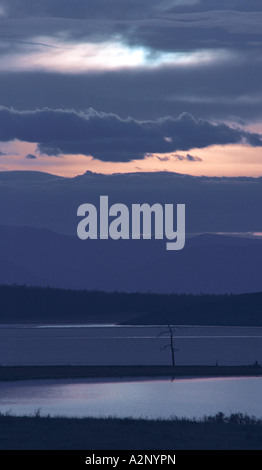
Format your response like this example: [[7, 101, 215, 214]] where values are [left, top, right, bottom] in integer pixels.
[[0, 170, 261, 294], [0, 225, 261, 294]]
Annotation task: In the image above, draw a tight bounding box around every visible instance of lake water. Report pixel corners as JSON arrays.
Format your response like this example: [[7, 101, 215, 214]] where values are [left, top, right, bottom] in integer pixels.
[[1, 324, 261, 420], [0, 324, 262, 366], [0, 376, 262, 420]]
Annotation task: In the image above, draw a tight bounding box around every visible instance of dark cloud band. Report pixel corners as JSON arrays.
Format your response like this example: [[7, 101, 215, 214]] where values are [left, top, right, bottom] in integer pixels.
[[0, 107, 261, 162]]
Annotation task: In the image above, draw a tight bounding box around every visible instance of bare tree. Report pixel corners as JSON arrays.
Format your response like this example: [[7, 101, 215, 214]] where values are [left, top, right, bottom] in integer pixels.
[[158, 321, 179, 367]]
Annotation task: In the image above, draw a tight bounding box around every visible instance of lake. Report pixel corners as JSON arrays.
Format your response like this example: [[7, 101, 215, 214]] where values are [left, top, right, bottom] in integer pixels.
[[0, 376, 262, 420], [1, 324, 261, 420], [0, 324, 262, 366]]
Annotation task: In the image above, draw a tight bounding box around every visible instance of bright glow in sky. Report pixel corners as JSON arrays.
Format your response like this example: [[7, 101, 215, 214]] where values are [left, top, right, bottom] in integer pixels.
[[0, 36, 231, 73], [1, 140, 262, 178]]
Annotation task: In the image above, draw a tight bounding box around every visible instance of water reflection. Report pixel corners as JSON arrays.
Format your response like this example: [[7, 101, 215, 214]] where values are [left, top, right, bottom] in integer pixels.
[[0, 376, 261, 420]]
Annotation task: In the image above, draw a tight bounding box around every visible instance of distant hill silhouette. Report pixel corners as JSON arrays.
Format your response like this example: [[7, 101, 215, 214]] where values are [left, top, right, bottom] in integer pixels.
[[0, 256, 48, 286], [0, 285, 262, 325], [0, 170, 262, 236], [0, 225, 262, 294]]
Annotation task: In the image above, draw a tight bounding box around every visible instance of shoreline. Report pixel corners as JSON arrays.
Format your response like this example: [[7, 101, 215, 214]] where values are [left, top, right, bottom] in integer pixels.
[[0, 365, 261, 382]]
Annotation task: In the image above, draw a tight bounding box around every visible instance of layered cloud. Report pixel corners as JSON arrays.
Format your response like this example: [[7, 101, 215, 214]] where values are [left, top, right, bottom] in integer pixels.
[[0, 1, 261, 123], [173, 154, 202, 162], [26, 153, 37, 159], [0, 107, 261, 162], [0, 1, 213, 20], [0, 2, 261, 54], [0, 1, 261, 174]]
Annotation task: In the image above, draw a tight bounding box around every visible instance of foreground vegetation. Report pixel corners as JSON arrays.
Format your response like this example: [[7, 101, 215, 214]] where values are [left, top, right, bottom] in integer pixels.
[[0, 413, 262, 450]]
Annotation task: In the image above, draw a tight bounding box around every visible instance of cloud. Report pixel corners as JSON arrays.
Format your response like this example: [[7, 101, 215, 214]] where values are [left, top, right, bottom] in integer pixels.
[[173, 153, 202, 162], [156, 156, 170, 162], [26, 153, 37, 159], [2, 37, 219, 74], [0, 12, 261, 69], [0, 4, 261, 64], [157, 153, 202, 162], [1, 1, 260, 21], [0, 2, 261, 123], [0, 106, 261, 162], [0, 57, 261, 123], [0, 1, 199, 20], [0, 150, 6, 156], [186, 154, 202, 162]]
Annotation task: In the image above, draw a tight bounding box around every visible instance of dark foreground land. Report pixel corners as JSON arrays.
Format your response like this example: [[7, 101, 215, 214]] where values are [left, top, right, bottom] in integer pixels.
[[0, 365, 262, 381], [0, 414, 262, 450]]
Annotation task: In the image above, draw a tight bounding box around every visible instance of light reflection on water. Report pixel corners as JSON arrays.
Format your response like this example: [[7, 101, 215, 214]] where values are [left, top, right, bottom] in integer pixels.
[[0, 376, 262, 420]]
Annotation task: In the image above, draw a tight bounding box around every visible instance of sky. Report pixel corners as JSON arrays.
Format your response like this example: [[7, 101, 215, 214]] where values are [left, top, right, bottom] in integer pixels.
[[0, 0, 262, 177]]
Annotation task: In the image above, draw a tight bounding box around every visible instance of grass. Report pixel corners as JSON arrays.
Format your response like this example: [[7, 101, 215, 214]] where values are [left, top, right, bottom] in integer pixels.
[[0, 412, 262, 450]]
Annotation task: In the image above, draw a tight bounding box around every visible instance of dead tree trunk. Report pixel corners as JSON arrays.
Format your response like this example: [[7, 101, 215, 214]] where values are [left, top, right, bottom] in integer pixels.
[[167, 323, 175, 367], [159, 322, 178, 367]]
